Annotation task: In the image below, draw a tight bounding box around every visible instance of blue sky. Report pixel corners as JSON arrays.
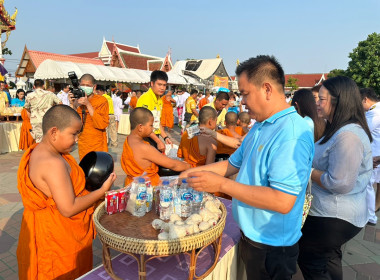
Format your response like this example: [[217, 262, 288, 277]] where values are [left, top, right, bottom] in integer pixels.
[[3, 0, 380, 76]]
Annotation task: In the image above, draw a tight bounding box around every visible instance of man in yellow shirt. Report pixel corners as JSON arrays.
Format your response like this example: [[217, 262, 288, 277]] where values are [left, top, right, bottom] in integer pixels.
[[204, 91, 229, 128], [136, 70, 172, 152], [96, 85, 117, 147], [184, 89, 199, 127]]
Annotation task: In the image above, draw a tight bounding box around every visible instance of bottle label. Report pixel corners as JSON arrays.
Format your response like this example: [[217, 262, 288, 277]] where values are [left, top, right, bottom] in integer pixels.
[[181, 192, 193, 201], [160, 192, 173, 202], [137, 190, 147, 200]]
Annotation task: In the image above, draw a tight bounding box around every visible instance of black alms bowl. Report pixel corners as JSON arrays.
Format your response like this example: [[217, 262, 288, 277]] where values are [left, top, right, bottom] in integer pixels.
[[79, 151, 114, 191]]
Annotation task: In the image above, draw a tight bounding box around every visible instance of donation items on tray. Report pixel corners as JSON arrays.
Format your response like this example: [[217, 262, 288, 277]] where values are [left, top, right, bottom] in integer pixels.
[[104, 176, 222, 239]]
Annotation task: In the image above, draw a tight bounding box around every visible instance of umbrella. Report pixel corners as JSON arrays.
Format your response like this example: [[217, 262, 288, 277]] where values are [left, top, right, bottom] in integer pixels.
[[211, 86, 230, 93]]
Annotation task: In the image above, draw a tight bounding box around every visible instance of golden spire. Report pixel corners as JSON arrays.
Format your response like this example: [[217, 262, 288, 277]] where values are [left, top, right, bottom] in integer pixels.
[[236, 59, 240, 66], [216, 54, 220, 58]]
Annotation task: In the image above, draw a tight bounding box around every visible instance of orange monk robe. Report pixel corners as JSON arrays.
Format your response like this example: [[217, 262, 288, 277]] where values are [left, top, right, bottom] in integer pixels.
[[129, 96, 138, 110], [17, 144, 95, 280], [19, 108, 35, 150], [121, 137, 160, 186], [198, 97, 208, 110], [216, 126, 246, 155], [161, 96, 174, 128], [177, 131, 206, 167], [77, 95, 109, 160]]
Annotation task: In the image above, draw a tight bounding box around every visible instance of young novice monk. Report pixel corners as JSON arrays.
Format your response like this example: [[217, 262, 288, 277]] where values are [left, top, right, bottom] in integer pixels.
[[237, 111, 251, 134], [177, 106, 218, 167], [216, 112, 246, 156], [121, 107, 190, 186], [17, 105, 116, 279]]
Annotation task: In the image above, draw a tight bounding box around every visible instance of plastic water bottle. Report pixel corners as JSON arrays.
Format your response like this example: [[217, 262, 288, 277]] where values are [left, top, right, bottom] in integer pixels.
[[179, 179, 193, 218], [134, 177, 147, 217], [173, 186, 181, 216], [159, 180, 173, 220], [192, 189, 203, 213], [146, 183, 153, 213]]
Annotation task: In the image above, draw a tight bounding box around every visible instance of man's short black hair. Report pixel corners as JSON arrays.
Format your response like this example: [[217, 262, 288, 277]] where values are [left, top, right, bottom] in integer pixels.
[[96, 84, 105, 91], [34, 79, 45, 88], [360, 88, 379, 102], [61, 83, 69, 90], [311, 84, 322, 93], [150, 70, 168, 83], [215, 91, 229, 101], [236, 55, 285, 91], [190, 89, 198, 96]]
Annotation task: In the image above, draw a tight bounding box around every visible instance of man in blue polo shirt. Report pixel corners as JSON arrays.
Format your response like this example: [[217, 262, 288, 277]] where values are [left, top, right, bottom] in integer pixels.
[[181, 55, 314, 279]]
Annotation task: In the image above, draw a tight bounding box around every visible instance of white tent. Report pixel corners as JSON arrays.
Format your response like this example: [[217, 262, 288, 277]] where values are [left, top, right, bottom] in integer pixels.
[[34, 59, 198, 85], [34, 59, 149, 83]]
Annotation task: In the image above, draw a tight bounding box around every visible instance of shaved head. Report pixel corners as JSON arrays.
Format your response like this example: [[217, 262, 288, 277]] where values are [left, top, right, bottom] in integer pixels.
[[238, 112, 251, 124], [42, 105, 82, 134], [80, 74, 95, 85], [239, 112, 251, 124], [130, 107, 153, 130], [225, 112, 238, 126], [199, 106, 217, 125]]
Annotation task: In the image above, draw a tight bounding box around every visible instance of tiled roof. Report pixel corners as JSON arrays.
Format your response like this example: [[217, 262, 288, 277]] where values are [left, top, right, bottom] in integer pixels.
[[285, 73, 326, 88], [148, 61, 163, 71], [69, 52, 99, 59], [120, 53, 151, 70], [28, 50, 104, 68], [106, 42, 139, 54]]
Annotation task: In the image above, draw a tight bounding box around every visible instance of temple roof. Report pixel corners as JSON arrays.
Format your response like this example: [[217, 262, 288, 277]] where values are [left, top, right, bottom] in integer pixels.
[[16, 46, 103, 77], [285, 73, 327, 88], [0, 2, 16, 32]]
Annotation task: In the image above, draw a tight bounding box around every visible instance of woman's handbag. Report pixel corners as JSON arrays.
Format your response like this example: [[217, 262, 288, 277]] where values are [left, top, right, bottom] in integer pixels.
[[302, 176, 313, 228]]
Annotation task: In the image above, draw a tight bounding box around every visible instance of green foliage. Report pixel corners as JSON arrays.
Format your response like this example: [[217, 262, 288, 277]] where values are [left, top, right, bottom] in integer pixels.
[[347, 32, 380, 94], [286, 76, 299, 91], [2, 47, 12, 55], [327, 69, 347, 79]]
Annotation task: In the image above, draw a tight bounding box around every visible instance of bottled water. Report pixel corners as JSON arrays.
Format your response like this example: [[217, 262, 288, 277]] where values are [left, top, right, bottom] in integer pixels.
[[192, 189, 203, 213], [179, 179, 193, 218], [134, 177, 147, 217], [173, 186, 181, 216], [146, 182, 153, 213], [159, 180, 173, 220]]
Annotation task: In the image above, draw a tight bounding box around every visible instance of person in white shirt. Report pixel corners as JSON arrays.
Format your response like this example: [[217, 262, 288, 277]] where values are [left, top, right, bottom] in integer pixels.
[[56, 84, 70, 106], [113, 91, 124, 130], [360, 88, 380, 225]]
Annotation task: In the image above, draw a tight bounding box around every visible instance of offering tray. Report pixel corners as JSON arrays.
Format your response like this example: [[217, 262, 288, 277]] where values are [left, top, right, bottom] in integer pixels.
[[94, 201, 227, 280]]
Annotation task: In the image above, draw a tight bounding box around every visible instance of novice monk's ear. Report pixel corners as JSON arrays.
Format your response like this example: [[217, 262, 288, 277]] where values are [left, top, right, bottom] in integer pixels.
[[49, 127, 58, 141]]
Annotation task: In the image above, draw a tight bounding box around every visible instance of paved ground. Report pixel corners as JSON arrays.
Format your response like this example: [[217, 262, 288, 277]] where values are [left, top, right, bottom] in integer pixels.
[[1, 125, 380, 279]]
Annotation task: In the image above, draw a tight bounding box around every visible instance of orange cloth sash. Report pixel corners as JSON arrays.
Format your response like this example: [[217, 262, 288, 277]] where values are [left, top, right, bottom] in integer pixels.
[[177, 131, 206, 167], [198, 97, 208, 110], [77, 95, 109, 160], [19, 108, 35, 150], [129, 96, 137, 109], [216, 127, 245, 155], [121, 137, 160, 186], [17, 144, 94, 279], [161, 96, 174, 128]]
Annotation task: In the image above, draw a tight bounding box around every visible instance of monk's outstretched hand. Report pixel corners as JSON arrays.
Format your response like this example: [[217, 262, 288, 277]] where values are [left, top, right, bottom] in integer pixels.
[[100, 172, 117, 193], [186, 171, 227, 193]]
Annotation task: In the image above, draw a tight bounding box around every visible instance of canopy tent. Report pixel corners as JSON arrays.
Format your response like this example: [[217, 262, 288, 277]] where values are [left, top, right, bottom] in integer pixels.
[[34, 59, 203, 86]]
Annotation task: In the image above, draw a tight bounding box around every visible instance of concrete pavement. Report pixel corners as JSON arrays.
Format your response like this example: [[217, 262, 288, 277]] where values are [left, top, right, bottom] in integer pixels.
[[1, 126, 380, 279]]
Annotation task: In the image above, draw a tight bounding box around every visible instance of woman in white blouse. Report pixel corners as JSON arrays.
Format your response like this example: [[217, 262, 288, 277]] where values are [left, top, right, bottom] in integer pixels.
[[298, 76, 373, 279]]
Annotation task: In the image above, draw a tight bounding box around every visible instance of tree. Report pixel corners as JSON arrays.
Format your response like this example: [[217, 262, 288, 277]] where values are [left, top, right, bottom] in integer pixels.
[[286, 76, 299, 91], [346, 32, 380, 94], [327, 69, 347, 79], [2, 47, 12, 55]]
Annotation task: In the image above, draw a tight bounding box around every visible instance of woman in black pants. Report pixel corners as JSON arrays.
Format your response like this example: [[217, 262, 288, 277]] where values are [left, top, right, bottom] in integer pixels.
[[298, 76, 373, 279]]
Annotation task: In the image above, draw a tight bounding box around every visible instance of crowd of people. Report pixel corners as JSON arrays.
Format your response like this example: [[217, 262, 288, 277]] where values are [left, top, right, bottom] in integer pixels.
[[3, 54, 379, 279]]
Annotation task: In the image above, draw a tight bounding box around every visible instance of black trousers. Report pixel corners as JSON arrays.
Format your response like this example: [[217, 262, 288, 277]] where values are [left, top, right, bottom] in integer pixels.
[[239, 231, 299, 280], [298, 216, 362, 280]]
